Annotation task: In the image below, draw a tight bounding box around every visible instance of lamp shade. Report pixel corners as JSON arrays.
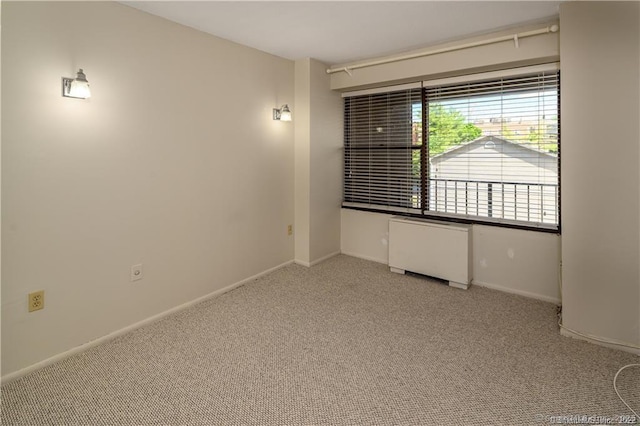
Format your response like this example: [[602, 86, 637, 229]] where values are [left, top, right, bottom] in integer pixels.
[[69, 79, 91, 99], [279, 105, 292, 121], [63, 68, 91, 99]]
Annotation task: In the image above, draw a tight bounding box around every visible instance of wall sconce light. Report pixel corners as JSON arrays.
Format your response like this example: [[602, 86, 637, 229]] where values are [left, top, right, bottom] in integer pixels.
[[273, 104, 292, 121], [62, 68, 91, 99]]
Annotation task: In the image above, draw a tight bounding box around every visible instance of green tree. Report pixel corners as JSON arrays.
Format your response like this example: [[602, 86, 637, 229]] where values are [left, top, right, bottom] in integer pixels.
[[528, 125, 558, 153], [410, 104, 482, 186], [527, 129, 538, 141], [428, 104, 481, 155]]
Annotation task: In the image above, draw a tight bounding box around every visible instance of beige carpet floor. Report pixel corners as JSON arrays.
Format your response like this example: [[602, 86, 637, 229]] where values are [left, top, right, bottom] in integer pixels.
[[1, 255, 638, 425]]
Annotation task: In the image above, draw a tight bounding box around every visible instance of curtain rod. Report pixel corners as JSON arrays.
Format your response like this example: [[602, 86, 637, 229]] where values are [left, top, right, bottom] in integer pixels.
[[326, 24, 559, 76]]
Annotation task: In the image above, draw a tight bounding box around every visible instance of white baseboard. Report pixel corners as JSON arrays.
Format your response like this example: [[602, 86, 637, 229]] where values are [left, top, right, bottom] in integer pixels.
[[341, 254, 560, 304], [340, 251, 388, 265], [472, 280, 561, 305], [560, 327, 640, 356], [1, 259, 294, 385], [294, 251, 341, 268]]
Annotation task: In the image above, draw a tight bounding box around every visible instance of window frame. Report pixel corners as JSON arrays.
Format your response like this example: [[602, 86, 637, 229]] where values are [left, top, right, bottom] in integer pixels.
[[342, 64, 561, 234]]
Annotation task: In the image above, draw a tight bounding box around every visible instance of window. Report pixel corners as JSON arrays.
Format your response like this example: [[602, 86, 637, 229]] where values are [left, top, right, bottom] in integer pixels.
[[343, 67, 560, 231], [343, 86, 422, 212]]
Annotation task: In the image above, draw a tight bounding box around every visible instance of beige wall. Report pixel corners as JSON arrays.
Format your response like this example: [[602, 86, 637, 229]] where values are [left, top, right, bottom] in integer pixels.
[[472, 225, 559, 303], [294, 58, 342, 266], [341, 209, 560, 303], [309, 59, 342, 262], [294, 59, 311, 264], [0, 2, 3, 372], [341, 209, 393, 265], [560, 2, 640, 349], [1, 2, 295, 376]]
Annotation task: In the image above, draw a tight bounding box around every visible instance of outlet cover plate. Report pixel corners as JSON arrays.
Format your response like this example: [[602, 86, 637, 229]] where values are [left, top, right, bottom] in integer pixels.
[[28, 290, 45, 312]]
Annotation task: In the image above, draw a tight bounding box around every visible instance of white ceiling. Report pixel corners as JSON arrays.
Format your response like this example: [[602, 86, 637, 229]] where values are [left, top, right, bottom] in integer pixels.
[[122, 1, 562, 65]]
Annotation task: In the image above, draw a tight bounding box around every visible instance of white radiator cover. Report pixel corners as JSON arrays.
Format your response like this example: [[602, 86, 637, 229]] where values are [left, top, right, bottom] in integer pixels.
[[388, 217, 473, 289]]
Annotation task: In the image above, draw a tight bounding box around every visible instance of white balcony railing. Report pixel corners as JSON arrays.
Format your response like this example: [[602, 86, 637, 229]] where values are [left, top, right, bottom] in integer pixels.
[[426, 178, 558, 225]]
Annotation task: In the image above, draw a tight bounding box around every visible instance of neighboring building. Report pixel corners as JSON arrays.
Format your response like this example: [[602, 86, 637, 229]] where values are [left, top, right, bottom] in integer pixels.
[[429, 136, 558, 225], [472, 117, 558, 143]]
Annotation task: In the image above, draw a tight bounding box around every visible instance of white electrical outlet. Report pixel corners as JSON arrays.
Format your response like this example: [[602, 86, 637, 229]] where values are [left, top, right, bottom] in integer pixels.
[[131, 264, 143, 282]]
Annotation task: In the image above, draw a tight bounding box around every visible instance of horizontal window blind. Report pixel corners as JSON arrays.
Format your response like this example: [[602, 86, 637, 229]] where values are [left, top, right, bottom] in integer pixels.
[[342, 68, 560, 231], [344, 87, 422, 213], [425, 71, 559, 228]]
